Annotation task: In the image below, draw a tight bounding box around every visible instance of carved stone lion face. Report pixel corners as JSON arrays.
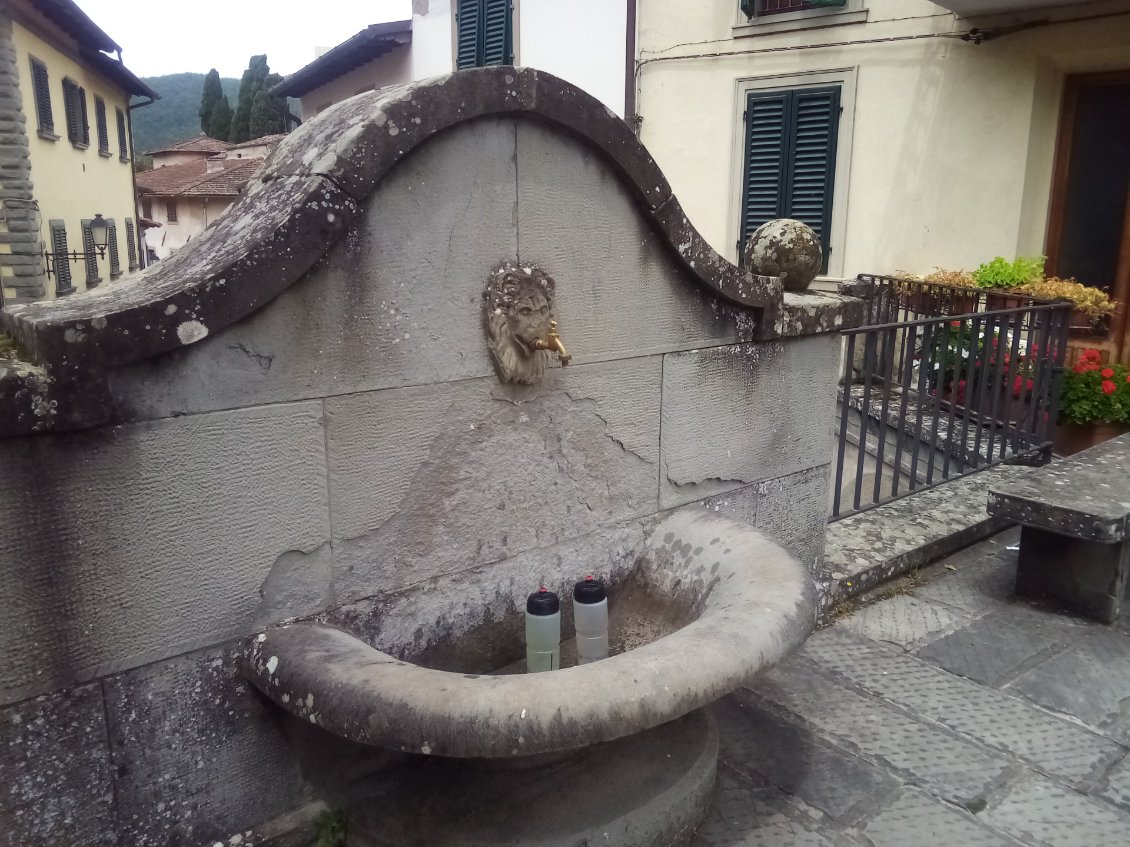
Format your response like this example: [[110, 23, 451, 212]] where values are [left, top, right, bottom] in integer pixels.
[[483, 263, 557, 384]]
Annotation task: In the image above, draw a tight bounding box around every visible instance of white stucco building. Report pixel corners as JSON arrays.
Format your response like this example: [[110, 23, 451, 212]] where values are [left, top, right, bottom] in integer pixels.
[[636, 0, 1130, 301], [274, 1, 632, 119]]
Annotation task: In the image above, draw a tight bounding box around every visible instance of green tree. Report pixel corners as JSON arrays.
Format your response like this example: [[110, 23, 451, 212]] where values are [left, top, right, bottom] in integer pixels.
[[208, 96, 233, 141], [248, 90, 275, 138], [229, 54, 271, 143], [199, 68, 223, 135]]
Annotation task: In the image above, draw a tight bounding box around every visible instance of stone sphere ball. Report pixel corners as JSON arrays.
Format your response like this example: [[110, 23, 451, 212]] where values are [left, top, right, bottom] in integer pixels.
[[743, 219, 823, 291]]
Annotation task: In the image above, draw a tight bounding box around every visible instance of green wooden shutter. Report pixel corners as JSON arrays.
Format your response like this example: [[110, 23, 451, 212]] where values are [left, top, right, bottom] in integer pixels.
[[95, 97, 109, 154], [30, 59, 53, 133], [116, 108, 129, 160], [481, 0, 513, 66], [740, 0, 755, 17], [78, 86, 90, 146], [125, 218, 139, 271], [81, 219, 101, 286], [50, 220, 74, 295], [62, 79, 79, 143], [107, 219, 121, 278], [456, 0, 481, 69], [739, 85, 840, 273], [739, 91, 790, 254], [785, 86, 840, 270]]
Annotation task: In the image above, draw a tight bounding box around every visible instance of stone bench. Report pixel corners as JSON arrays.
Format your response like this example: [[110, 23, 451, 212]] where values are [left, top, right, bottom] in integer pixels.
[[987, 433, 1130, 623]]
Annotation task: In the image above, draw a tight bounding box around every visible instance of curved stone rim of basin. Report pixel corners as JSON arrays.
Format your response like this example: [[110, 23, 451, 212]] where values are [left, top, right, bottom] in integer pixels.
[[0, 66, 781, 378], [241, 509, 816, 758]]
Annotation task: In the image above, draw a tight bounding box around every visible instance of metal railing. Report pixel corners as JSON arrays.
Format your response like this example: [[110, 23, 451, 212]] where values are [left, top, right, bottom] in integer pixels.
[[831, 276, 1071, 520]]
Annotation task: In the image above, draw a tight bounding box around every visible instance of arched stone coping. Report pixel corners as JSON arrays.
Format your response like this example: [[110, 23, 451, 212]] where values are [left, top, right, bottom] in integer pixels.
[[241, 509, 816, 759], [0, 67, 780, 374]]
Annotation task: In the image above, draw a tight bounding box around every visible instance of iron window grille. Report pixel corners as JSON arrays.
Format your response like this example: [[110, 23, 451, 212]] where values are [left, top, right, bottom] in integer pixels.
[[742, 0, 846, 16]]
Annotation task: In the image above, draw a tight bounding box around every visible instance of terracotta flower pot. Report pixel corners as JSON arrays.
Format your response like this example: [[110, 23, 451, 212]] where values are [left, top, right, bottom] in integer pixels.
[[985, 292, 1026, 311], [1054, 421, 1130, 456], [1067, 308, 1109, 338]]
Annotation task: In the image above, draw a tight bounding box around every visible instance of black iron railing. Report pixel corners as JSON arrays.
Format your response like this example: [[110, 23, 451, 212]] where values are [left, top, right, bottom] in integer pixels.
[[831, 276, 1071, 520]]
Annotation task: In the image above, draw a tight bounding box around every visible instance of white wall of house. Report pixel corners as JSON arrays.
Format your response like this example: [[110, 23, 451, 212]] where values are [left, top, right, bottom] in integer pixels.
[[410, 0, 628, 114], [518, 0, 627, 115], [150, 151, 210, 168], [143, 195, 235, 260], [297, 46, 413, 121], [637, 0, 1130, 282]]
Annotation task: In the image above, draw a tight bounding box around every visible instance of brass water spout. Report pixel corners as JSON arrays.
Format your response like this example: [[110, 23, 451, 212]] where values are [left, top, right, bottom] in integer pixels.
[[533, 320, 571, 366]]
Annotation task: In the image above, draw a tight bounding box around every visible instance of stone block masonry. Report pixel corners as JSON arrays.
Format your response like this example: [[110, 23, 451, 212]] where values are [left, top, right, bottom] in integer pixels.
[[0, 69, 860, 843], [0, 11, 45, 304]]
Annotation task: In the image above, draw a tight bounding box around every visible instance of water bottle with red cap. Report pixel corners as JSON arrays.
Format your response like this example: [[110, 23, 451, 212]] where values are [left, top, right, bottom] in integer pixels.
[[525, 586, 561, 673], [573, 576, 609, 664]]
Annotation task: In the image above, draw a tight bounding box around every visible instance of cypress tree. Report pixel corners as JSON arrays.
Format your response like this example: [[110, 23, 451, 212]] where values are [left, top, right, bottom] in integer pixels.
[[199, 69, 223, 135], [208, 97, 233, 141], [229, 55, 272, 143], [248, 90, 275, 139]]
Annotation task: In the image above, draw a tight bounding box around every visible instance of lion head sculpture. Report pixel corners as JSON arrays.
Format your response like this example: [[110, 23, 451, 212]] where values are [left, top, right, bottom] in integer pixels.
[[483, 263, 558, 385]]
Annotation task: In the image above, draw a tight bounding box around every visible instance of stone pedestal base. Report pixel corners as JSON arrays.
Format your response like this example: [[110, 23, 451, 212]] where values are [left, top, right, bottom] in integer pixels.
[[342, 710, 718, 847], [1016, 525, 1130, 623]]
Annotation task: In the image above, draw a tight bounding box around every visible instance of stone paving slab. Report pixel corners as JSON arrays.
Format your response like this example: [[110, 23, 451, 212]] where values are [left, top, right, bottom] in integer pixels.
[[801, 628, 1124, 785], [1009, 627, 1130, 738], [712, 695, 899, 823], [916, 614, 1072, 687], [837, 594, 970, 649], [984, 774, 1130, 846], [692, 770, 839, 847], [696, 528, 1130, 845], [751, 663, 1011, 806], [854, 786, 1020, 847], [909, 532, 1019, 614]]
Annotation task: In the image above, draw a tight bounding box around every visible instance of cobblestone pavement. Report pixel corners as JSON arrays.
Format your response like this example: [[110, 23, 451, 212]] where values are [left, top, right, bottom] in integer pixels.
[[695, 528, 1130, 846]]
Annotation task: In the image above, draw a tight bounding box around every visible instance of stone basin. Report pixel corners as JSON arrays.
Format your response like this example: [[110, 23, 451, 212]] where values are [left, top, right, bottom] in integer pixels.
[[242, 509, 815, 759]]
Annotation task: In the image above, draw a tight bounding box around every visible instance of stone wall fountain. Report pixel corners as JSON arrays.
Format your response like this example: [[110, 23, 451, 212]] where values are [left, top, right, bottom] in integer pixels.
[[0, 68, 861, 845]]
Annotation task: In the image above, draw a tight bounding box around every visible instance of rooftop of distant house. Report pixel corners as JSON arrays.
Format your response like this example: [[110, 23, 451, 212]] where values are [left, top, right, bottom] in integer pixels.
[[29, 0, 159, 99], [135, 158, 261, 198], [231, 134, 288, 150], [272, 19, 412, 98], [144, 135, 233, 157]]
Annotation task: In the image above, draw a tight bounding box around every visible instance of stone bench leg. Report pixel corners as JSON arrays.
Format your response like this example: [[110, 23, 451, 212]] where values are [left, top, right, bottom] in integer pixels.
[[1015, 526, 1130, 624]]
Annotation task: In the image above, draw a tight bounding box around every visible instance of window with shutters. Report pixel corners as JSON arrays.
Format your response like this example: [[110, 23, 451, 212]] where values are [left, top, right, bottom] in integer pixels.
[[29, 58, 56, 138], [455, 0, 513, 69], [95, 97, 110, 155], [166, 200, 178, 223], [738, 84, 843, 274], [142, 198, 152, 219], [62, 79, 90, 148], [749, 0, 845, 14], [116, 108, 130, 161]]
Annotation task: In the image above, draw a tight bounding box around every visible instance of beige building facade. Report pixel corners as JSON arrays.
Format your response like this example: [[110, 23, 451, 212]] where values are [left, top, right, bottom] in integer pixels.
[[636, 0, 1130, 291], [1, 0, 154, 304]]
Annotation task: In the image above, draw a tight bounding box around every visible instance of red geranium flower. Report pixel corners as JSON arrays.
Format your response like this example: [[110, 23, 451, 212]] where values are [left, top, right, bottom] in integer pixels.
[[1102, 368, 1115, 378], [1083, 348, 1102, 362], [1103, 379, 1117, 395]]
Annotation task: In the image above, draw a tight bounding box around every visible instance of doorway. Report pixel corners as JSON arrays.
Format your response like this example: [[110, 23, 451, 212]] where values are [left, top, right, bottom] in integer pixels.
[[1046, 71, 1130, 362]]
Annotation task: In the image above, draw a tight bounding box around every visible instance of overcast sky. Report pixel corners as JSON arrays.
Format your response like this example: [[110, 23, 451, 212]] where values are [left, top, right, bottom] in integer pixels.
[[75, 0, 412, 78]]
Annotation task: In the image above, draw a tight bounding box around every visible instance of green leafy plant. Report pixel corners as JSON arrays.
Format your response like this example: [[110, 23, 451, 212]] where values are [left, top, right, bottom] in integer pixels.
[[970, 256, 1045, 290], [313, 809, 347, 847], [1060, 349, 1130, 425]]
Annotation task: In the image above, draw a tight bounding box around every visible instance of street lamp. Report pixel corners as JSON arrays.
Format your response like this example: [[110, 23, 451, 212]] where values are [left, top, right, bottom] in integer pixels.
[[44, 213, 111, 279]]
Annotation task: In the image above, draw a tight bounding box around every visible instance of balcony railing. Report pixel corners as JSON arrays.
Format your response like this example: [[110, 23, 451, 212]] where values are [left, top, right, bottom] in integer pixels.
[[831, 275, 1071, 519]]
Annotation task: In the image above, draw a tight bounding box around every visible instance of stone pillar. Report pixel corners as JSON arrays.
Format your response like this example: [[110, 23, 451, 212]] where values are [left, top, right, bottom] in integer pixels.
[[0, 13, 47, 306]]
